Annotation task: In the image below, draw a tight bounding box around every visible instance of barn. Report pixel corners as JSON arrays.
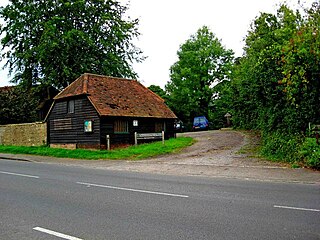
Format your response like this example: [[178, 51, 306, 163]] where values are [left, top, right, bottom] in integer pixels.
[[45, 73, 177, 149]]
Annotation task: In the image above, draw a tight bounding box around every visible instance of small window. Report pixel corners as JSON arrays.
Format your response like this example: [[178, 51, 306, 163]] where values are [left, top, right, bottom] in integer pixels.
[[114, 120, 128, 133], [68, 100, 75, 113], [155, 122, 165, 132]]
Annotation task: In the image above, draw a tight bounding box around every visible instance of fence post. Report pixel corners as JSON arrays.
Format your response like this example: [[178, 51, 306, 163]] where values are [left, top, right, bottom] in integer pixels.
[[106, 135, 110, 151], [162, 131, 165, 145], [134, 132, 138, 146]]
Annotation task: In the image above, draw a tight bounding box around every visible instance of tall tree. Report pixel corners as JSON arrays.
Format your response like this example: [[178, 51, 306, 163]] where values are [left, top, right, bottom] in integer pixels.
[[231, 2, 320, 134], [166, 26, 233, 125], [0, 0, 144, 89]]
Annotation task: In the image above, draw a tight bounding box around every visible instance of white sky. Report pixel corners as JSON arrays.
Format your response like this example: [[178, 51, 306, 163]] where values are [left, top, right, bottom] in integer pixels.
[[0, 0, 315, 88]]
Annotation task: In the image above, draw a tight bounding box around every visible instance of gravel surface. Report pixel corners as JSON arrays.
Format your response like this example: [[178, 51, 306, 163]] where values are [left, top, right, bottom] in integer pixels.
[[100, 130, 319, 183]]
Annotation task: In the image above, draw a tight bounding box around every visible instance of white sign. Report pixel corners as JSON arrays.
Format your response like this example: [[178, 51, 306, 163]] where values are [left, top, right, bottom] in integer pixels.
[[133, 120, 138, 126]]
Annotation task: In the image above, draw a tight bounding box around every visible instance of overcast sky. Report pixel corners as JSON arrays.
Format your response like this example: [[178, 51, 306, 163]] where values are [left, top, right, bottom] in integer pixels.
[[0, 0, 315, 88]]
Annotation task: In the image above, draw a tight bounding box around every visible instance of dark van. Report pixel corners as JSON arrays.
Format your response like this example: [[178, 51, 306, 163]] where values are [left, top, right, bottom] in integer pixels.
[[193, 116, 209, 131]]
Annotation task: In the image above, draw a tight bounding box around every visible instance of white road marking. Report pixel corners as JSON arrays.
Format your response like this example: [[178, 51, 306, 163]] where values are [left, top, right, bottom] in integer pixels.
[[33, 227, 83, 240], [274, 205, 320, 212], [0, 171, 39, 179], [77, 181, 189, 198]]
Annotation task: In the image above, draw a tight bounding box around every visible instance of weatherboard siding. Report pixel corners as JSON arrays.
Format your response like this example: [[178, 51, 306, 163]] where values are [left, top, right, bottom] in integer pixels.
[[47, 96, 176, 149], [47, 97, 100, 147], [100, 117, 176, 147]]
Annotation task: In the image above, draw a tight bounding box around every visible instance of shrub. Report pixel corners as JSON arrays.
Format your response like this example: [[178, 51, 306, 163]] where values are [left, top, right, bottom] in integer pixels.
[[260, 132, 302, 163], [299, 138, 320, 169]]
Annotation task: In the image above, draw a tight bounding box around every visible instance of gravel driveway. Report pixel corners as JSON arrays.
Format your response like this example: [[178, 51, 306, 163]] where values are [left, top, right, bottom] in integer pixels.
[[97, 130, 320, 183]]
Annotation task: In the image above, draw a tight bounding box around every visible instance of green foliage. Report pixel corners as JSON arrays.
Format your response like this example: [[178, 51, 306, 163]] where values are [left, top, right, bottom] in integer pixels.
[[148, 85, 168, 101], [230, 3, 320, 134], [260, 132, 320, 169], [0, 137, 194, 160], [0, 0, 144, 89], [209, 80, 233, 129], [0, 86, 39, 124], [165, 26, 234, 127], [299, 138, 320, 169], [260, 132, 303, 163], [226, 2, 320, 168]]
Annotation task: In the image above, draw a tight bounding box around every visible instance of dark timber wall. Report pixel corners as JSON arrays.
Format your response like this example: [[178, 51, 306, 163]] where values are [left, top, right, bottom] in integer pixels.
[[47, 96, 100, 148], [47, 96, 176, 149], [100, 117, 176, 147]]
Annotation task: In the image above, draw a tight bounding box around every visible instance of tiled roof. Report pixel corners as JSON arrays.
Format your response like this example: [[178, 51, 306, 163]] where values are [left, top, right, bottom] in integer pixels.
[[54, 73, 177, 119]]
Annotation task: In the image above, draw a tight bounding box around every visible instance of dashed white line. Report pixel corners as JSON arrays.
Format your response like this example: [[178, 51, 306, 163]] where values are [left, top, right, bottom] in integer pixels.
[[33, 227, 83, 240], [77, 181, 189, 198], [0, 171, 39, 179], [274, 205, 320, 212]]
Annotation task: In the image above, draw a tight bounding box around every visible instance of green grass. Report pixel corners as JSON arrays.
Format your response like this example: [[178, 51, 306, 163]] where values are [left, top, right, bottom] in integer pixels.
[[236, 130, 262, 157], [0, 137, 194, 160]]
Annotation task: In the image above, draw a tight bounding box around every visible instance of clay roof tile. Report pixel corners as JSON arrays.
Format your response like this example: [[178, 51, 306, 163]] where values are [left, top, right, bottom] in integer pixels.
[[54, 73, 177, 119]]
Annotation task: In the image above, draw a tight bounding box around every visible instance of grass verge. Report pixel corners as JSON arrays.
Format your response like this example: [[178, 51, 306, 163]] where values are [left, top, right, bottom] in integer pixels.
[[237, 130, 262, 157], [0, 137, 194, 160]]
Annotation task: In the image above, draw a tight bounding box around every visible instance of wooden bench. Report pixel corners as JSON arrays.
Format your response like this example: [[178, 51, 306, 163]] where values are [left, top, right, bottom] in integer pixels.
[[134, 131, 164, 145]]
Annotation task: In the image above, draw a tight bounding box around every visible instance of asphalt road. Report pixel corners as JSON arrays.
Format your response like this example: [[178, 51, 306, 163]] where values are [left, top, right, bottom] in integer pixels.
[[1, 159, 319, 240]]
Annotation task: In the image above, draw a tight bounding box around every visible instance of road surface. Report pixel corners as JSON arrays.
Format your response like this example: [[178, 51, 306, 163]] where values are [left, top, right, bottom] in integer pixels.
[[1, 159, 319, 240]]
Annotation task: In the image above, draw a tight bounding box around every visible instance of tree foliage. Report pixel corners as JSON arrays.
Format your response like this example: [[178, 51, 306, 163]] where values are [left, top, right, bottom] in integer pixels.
[[227, 2, 320, 167], [0, 0, 143, 89], [0, 86, 39, 124], [230, 3, 320, 134], [166, 26, 234, 126], [148, 85, 168, 101]]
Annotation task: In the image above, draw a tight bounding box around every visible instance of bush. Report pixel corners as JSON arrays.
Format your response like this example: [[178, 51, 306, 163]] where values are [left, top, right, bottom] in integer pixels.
[[299, 138, 320, 169], [260, 132, 302, 163], [260, 132, 320, 169]]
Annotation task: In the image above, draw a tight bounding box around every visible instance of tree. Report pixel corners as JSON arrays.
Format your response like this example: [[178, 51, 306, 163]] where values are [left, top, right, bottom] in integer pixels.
[[0, 0, 144, 89], [165, 26, 234, 126], [148, 85, 168, 101], [0, 86, 39, 124], [227, 2, 320, 166], [280, 2, 320, 128], [231, 3, 320, 134]]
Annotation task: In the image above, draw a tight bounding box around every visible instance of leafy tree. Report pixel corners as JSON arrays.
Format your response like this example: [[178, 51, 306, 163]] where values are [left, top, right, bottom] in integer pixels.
[[0, 0, 143, 89], [209, 79, 233, 128], [148, 85, 168, 101], [228, 2, 320, 166], [0, 84, 58, 124], [0, 86, 39, 124], [166, 26, 234, 126], [231, 3, 319, 134], [280, 2, 320, 128]]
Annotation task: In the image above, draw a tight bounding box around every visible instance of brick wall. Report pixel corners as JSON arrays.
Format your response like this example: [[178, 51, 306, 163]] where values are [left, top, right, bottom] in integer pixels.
[[0, 122, 47, 146]]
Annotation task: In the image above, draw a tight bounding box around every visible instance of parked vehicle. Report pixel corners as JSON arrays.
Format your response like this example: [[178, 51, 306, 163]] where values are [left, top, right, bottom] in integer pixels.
[[193, 116, 209, 131]]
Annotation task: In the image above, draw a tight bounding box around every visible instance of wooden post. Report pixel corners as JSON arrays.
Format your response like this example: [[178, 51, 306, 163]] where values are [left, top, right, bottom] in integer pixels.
[[134, 132, 137, 146], [106, 135, 110, 151], [162, 131, 165, 145]]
